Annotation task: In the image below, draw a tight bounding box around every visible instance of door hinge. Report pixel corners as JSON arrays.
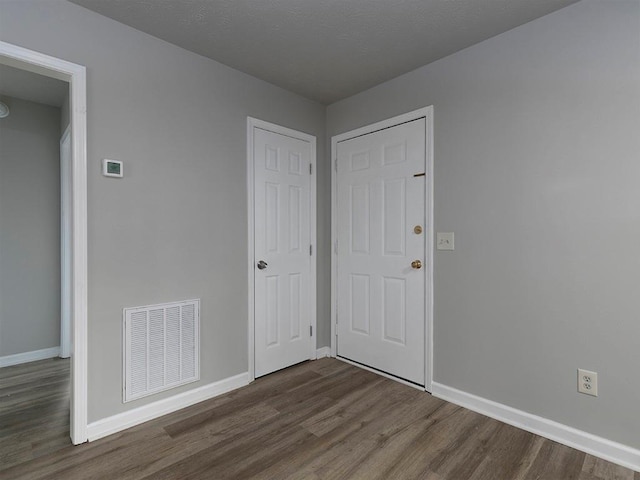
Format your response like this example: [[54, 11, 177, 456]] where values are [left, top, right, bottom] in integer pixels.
[[334, 159, 338, 172], [310, 325, 313, 336], [309, 163, 313, 175], [310, 244, 313, 256]]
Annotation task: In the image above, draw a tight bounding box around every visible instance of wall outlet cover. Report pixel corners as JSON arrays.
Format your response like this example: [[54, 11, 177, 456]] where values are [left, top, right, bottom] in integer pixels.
[[578, 368, 598, 397]]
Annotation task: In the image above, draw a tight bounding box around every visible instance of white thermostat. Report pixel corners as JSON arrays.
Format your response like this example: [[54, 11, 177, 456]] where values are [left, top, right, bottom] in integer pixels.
[[102, 159, 123, 178]]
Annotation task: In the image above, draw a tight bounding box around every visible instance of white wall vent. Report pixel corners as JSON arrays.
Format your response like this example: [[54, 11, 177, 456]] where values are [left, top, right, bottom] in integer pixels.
[[123, 299, 200, 403]]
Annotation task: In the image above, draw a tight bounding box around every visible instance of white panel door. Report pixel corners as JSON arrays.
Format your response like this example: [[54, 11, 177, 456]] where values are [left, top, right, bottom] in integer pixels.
[[254, 127, 313, 377], [336, 118, 426, 385]]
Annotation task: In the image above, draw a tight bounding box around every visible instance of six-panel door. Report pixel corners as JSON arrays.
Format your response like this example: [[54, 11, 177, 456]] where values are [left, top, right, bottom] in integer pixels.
[[336, 118, 426, 385], [254, 127, 313, 377]]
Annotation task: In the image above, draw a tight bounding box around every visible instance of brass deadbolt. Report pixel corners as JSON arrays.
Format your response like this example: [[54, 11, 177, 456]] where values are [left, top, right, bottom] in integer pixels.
[[414, 225, 423, 235]]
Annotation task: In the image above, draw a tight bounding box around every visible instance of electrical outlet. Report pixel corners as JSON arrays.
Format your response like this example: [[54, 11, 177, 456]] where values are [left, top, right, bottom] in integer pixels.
[[577, 369, 598, 397]]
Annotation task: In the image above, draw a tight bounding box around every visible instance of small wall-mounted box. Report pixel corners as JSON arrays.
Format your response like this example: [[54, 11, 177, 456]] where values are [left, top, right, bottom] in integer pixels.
[[102, 159, 123, 178]]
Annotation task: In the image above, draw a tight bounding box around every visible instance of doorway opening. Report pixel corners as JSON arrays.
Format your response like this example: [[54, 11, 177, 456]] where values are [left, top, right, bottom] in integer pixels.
[[0, 41, 88, 444]]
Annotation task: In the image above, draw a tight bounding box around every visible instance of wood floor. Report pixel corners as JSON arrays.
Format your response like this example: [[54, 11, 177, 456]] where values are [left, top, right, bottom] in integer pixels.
[[0, 357, 71, 470], [1, 358, 637, 479]]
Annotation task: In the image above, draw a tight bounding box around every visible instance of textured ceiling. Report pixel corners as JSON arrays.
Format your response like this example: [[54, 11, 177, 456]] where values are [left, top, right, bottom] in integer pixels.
[[0, 63, 68, 107], [69, 0, 579, 104]]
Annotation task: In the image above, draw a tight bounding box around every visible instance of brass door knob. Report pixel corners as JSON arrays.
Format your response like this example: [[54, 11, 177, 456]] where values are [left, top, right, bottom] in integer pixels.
[[411, 260, 422, 269]]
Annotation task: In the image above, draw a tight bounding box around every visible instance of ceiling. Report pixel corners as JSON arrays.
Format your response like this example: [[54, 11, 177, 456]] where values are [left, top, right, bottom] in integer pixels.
[[69, 0, 578, 105], [0, 63, 68, 107]]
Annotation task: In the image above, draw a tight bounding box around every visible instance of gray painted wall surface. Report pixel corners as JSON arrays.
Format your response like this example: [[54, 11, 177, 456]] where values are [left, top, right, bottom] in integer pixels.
[[0, 0, 326, 421], [0, 96, 61, 357], [328, 0, 640, 449]]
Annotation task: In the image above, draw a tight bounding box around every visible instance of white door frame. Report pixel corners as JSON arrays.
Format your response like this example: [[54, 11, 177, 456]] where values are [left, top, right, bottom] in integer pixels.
[[247, 117, 317, 382], [331, 107, 434, 391], [0, 41, 89, 443], [60, 124, 72, 359]]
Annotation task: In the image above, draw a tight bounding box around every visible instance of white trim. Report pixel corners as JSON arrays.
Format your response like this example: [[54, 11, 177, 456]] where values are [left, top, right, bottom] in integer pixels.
[[432, 382, 640, 473], [315, 347, 331, 359], [247, 119, 256, 382], [425, 108, 434, 392], [87, 373, 249, 442], [60, 125, 72, 359], [330, 107, 434, 392], [247, 117, 317, 382], [0, 347, 61, 368], [0, 41, 89, 445]]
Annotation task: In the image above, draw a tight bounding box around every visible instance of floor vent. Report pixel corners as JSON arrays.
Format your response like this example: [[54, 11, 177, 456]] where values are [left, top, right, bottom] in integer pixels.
[[123, 299, 200, 403]]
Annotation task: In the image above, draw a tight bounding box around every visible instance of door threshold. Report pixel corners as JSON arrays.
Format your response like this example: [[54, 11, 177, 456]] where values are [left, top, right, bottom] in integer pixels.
[[255, 359, 311, 379], [336, 355, 426, 391]]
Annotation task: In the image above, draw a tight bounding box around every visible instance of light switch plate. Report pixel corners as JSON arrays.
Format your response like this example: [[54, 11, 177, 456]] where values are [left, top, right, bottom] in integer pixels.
[[437, 232, 454, 250]]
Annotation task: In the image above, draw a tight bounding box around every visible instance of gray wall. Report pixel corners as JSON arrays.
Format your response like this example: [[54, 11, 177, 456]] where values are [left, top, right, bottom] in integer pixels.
[[327, 0, 640, 449], [0, 96, 62, 357], [0, 0, 326, 422]]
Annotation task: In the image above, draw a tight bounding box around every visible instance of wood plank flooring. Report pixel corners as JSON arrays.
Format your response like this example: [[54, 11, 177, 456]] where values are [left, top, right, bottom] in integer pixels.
[[0, 357, 71, 471], [1, 357, 637, 479]]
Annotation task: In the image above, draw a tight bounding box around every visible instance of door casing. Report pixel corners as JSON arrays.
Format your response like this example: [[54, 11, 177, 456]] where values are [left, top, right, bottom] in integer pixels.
[[247, 117, 317, 382], [331, 107, 434, 392], [60, 125, 72, 359], [0, 41, 89, 443]]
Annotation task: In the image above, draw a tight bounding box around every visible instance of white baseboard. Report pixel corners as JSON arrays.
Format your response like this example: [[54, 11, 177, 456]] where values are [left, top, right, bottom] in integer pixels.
[[87, 372, 249, 441], [431, 382, 640, 472], [0, 346, 61, 367], [316, 346, 331, 359]]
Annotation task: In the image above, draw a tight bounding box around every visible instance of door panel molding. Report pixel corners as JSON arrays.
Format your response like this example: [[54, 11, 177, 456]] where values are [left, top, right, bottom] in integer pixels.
[[247, 117, 316, 382], [331, 107, 433, 392]]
